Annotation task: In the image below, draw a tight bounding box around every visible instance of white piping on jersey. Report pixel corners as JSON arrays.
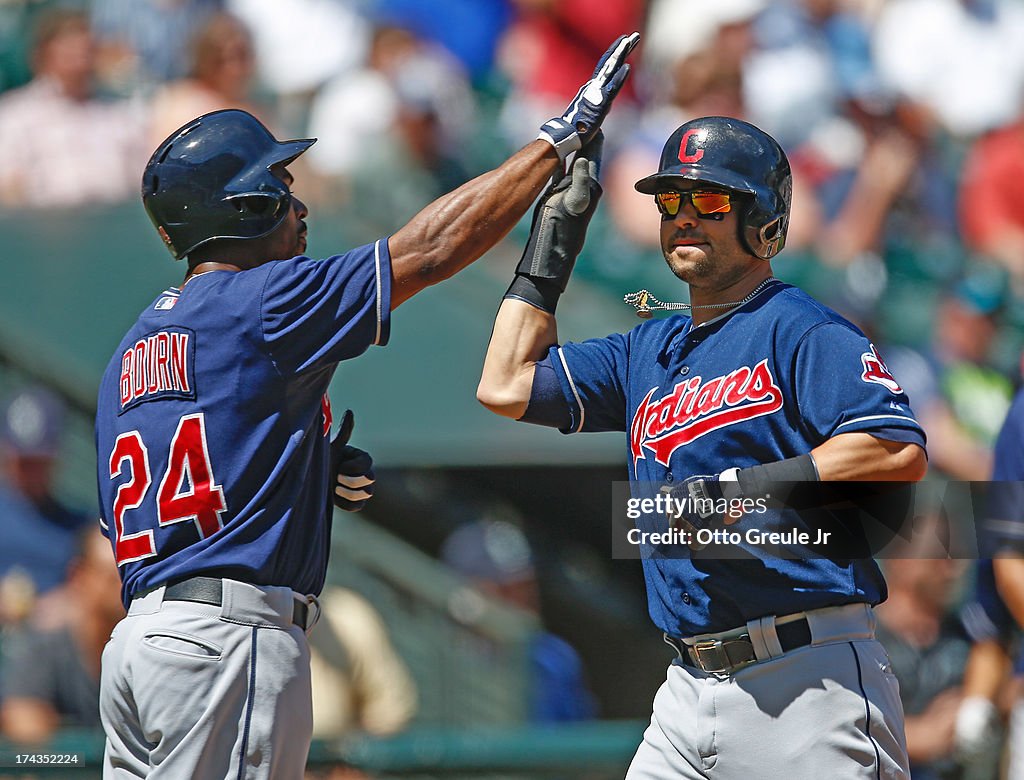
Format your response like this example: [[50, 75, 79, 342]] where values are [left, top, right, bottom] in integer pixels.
[[557, 346, 585, 433], [982, 519, 1024, 538], [373, 240, 384, 346], [180, 269, 218, 288], [834, 414, 922, 431]]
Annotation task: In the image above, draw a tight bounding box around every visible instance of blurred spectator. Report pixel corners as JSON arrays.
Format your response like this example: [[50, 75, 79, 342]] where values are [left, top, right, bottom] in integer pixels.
[[89, 0, 223, 94], [640, 0, 764, 109], [147, 11, 263, 146], [441, 518, 597, 722], [371, 0, 514, 86], [496, 0, 643, 149], [226, 0, 370, 131], [306, 24, 475, 227], [0, 529, 123, 745], [0, 0, 64, 94], [790, 110, 923, 269], [872, 0, 1024, 139], [0, 386, 91, 620], [739, 1, 922, 291], [876, 515, 970, 780], [308, 586, 417, 739], [0, 8, 148, 208], [743, 0, 879, 149], [883, 272, 1013, 480], [959, 114, 1024, 287]]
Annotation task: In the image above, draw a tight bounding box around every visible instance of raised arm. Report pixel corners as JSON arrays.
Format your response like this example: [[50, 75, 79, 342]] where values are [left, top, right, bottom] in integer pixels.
[[388, 141, 560, 309], [477, 128, 606, 418], [387, 33, 638, 310], [477, 299, 557, 418]]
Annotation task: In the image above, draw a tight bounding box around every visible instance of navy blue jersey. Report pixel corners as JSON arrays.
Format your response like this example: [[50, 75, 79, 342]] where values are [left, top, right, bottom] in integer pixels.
[[96, 240, 391, 608], [547, 280, 926, 636]]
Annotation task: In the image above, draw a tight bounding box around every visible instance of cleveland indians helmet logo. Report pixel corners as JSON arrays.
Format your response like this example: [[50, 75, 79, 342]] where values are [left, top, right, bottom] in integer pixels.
[[677, 128, 708, 163], [860, 344, 902, 394], [630, 360, 784, 467]]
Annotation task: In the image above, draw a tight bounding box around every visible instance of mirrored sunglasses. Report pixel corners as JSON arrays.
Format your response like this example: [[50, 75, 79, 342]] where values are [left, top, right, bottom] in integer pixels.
[[655, 190, 733, 219]]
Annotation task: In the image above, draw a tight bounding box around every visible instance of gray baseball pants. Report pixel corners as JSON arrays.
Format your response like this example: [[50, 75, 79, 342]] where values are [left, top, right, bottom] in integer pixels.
[[100, 579, 318, 779], [627, 604, 910, 779]]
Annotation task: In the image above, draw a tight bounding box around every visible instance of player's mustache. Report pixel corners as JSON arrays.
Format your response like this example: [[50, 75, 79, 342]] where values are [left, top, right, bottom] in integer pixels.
[[666, 228, 706, 243]]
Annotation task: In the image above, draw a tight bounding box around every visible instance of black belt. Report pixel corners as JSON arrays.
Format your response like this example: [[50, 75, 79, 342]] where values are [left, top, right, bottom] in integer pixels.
[[163, 576, 310, 630], [666, 617, 812, 675]]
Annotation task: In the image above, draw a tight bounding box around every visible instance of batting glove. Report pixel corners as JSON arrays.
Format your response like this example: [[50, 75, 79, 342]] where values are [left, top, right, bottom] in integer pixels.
[[329, 410, 376, 512], [663, 469, 743, 531], [538, 32, 639, 161], [683, 470, 742, 517], [506, 132, 604, 313]]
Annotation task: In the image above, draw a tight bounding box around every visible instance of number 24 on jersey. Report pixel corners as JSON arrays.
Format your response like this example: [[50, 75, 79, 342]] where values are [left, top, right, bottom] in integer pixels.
[[107, 413, 227, 566]]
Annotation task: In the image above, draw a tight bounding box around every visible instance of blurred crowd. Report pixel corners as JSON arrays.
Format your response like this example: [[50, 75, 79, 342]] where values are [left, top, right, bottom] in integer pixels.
[[4, 0, 1024, 776], [1, 0, 1023, 476]]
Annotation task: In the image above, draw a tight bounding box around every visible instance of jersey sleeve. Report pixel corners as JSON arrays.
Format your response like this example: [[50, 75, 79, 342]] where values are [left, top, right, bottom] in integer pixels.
[[260, 238, 392, 375], [792, 322, 926, 447], [546, 332, 629, 433]]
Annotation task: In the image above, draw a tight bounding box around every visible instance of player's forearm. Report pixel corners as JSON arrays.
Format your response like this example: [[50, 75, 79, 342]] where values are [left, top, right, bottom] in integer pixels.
[[961, 639, 1011, 700], [388, 141, 561, 309], [810, 433, 927, 481], [477, 298, 558, 418]]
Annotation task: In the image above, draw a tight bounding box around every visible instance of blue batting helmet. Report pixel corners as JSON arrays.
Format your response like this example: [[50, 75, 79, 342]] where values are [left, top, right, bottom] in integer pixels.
[[142, 109, 315, 260]]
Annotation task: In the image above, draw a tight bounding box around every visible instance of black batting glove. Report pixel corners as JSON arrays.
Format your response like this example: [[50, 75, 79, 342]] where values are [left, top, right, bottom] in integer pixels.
[[506, 131, 604, 313], [663, 470, 743, 530], [329, 410, 375, 512], [538, 32, 639, 161]]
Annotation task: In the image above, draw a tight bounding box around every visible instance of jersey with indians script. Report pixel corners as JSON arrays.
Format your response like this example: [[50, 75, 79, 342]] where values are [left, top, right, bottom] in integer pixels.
[[95, 240, 391, 609], [545, 280, 926, 636]]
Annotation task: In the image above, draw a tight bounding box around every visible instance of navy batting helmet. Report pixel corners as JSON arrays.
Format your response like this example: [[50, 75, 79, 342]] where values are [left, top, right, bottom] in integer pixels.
[[635, 116, 792, 259], [142, 110, 316, 260]]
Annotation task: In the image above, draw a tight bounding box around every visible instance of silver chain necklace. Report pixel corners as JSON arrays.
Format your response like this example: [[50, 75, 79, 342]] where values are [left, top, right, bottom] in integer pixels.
[[623, 278, 777, 319]]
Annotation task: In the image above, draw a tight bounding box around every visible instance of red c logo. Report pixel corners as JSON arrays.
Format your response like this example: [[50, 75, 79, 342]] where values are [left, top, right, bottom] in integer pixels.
[[677, 129, 707, 163]]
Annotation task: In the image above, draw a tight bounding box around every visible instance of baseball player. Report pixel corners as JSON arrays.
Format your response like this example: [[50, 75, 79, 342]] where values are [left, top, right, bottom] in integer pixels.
[[477, 116, 928, 778], [94, 32, 638, 779], [958, 387, 1024, 777]]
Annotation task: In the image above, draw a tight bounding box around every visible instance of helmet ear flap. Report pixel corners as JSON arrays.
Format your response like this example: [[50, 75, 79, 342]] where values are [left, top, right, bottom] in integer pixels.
[[739, 181, 790, 258], [741, 200, 788, 259], [758, 215, 787, 258]]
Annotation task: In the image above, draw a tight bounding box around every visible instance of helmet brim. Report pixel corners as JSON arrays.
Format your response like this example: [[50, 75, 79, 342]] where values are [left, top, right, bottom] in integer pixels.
[[634, 165, 757, 195], [270, 138, 316, 168]]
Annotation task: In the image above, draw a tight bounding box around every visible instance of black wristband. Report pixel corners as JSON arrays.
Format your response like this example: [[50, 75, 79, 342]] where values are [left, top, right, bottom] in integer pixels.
[[736, 453, 819, 498], [504, 275, 562, 314]]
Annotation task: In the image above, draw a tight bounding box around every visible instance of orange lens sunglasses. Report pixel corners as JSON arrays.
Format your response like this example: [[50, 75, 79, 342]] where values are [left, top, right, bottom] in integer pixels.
[[655, 190, 733, 219]]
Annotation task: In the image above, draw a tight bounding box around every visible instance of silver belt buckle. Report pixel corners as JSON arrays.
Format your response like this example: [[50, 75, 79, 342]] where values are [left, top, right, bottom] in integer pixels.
[[692, 638, 731, 673]]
